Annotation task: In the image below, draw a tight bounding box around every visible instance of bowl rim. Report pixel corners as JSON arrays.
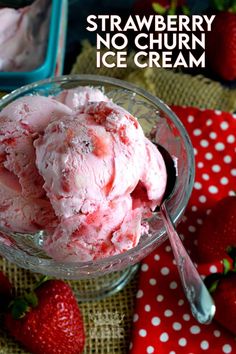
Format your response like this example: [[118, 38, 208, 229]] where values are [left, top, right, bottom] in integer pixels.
[[0, 74, 195, 269]]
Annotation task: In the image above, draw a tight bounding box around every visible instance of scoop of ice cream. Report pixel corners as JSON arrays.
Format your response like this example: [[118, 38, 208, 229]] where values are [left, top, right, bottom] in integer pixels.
[[0, 95, 72, 133], [0, 166, 56, 233], [34, 99, 167, 261], [55, 86, 109, 110], [0, 0, 51, 72], [45, 196, 138, 262], [0, 118, 44, 198], [34, 101, 147, 218]]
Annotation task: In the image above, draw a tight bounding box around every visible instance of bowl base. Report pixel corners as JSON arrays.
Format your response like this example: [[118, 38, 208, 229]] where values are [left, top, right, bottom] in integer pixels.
[[70, 264, 140, 302]]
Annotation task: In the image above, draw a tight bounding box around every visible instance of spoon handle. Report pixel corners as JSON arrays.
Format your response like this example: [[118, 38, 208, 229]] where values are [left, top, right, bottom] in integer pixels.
[[160, 203, 216, 324]]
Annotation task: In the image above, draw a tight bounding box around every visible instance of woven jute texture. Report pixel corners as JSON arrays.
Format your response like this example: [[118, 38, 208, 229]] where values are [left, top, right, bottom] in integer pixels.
[[0, 257, 139, 354], [1, 41, 236, 354]]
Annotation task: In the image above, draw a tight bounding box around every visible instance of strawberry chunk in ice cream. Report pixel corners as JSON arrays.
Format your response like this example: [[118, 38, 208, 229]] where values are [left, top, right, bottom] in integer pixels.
[[0, 87, 167, 262]]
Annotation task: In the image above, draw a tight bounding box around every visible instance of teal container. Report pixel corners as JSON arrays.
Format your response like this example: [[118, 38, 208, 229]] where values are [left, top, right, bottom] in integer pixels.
[[0, 0, 67, 91]]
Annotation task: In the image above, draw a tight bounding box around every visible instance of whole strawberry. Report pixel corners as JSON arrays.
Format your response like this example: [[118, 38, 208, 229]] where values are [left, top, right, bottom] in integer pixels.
[[5, 279, 85, 354], [197, 196, 236, 262], [213, 273, 236, 334], [205, 251, 236, 335], [0, 271, 12, 311], [206, 7, 236, 81]]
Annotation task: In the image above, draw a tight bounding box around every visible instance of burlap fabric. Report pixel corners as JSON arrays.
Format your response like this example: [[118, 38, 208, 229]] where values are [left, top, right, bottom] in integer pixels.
[[1, 42, 236, 354]]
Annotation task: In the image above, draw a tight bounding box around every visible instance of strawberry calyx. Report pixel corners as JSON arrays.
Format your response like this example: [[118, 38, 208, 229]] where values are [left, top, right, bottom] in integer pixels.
[[204, 246, 236, 293], [8, 275, 50, 320], [210, 0, 236, 13], [152, 1, 190, 15]]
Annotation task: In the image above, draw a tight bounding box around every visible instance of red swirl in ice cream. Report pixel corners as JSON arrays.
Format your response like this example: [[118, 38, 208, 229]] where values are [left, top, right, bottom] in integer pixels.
[[0, 87, 167, 262]]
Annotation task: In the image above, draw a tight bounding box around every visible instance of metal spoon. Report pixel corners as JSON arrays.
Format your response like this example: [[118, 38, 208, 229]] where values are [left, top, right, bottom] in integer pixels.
[[156, 144, 216, 324]]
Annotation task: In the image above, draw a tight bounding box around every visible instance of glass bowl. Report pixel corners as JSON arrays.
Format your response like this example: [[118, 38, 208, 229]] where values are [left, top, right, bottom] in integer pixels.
[[0, 75, 195, 300]]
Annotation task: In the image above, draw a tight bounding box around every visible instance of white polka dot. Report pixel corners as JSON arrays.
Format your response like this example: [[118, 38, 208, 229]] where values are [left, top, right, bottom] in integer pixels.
[[199, 195, 207, 203], [209, 265, 218, 273], [221, 177, 229, 185], [206, 119, 212, 126], [220, 121, 229, 130], [178, 299, 184, 306], [229, 190, 235, 196], [213, 330, 221, 337], [188, 225, 196, 233], [191, 206, 197, 211], [231, 169, 236, 176], [133, 313, 139, 322], [205, 152, 213, 160], [149, 278, 157, 286], [209, 132, 217, 139], [197, 218, 203, 224], [212, 164, 221, 172], [215, 110, 221, 115], [154, 254, 160, 261], [194, 182, 202, 190], [202, 173, 210, 180], [187, 115, 194, 123], [145, 304, 151, 312], [209, 185, 218, 194], [197, 162, 204, 168], [169, 352, 176, 354], [190, 325, 201, 334], [164, 310, 173, 317], [194, 148, 198, 156], [183, 314, 190, 321], [129, 342, 133, 350], [170, 281, 178, 289], [206, 209, 212, 215], [141, 263, 149, 272], [146, 346, 155, 354], [178, 338, 187, 347], [160, 332, 169, 342], [222, 344, 232, 353], [200, 139, 209, 147], [165, 245, 171, 252], [151, 316, 161, 326], [200, 340, 209, 350], [224, 155, 232, 163], [172, 259, 177, 265], [215, 142, 225, 151], [161, 267, 170, 275], [156, 294, 164, 302], [173, 322, 182, 330], [227, 135, 235, 143], [193, 129, 202, 136], [139, 329, 147, 337], [136, 290, 143, 299]]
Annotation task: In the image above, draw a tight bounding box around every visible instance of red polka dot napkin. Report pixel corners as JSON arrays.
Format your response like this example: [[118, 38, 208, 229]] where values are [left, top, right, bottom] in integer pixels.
[[129, 107, 236, 354]]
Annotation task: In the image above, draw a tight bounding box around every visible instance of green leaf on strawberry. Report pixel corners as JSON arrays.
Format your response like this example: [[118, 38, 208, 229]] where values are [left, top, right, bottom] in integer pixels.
[[152, 2, 167, 14], [205, 248, 236, 335], [10, 298, 30, 320]]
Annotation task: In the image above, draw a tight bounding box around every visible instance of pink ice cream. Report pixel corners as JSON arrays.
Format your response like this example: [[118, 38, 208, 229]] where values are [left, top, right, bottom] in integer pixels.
[[0, 0, 51, 72], [0, 87, 167, 262], [55, 86, 109, 110]]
